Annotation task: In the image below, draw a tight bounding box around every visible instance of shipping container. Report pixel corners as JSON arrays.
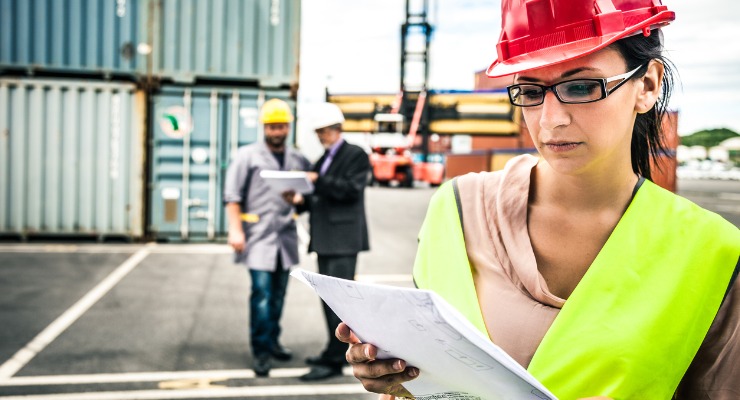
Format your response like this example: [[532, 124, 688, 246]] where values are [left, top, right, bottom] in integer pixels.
[[427, 91, 520, 135], [444, 152, 490, 180], [329, 91, 521, 136], [651, 154, 677, 192], [148, 84, 294, 241], [651, 111, 679, 192], [490, 149, 539, 171], [0, 78, 146, 239], [444, 148, 540, 180], [149, 0, 301, 86], [0, 0, 144, 77], [0, 0, 301, 87]]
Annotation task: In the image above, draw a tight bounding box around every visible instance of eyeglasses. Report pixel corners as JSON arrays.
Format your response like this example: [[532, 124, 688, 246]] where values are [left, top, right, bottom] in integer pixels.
[[507, 63, 647, 107]]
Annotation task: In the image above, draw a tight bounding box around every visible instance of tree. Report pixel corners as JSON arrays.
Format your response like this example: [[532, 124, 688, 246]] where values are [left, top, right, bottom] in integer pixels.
[[680, 128, 739, 148]]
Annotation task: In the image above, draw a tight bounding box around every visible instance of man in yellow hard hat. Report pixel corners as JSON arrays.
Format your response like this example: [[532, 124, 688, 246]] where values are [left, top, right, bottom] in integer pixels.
[[223, 98, 310, 377]]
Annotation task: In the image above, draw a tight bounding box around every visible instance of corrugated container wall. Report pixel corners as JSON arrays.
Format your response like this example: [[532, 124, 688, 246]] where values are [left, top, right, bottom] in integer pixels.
[[150, 0, 301, 86], [149, 85, 294, 241], [0, 78, 146, 239], [0, 0, 301, 87], [0, 0, 143, 77]]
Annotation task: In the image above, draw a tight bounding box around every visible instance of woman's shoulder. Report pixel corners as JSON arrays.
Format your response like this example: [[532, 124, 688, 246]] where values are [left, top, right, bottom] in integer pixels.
[[643, 180, 739, 240]]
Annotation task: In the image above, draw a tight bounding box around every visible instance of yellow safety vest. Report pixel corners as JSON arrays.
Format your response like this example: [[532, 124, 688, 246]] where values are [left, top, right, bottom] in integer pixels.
[[413, 179, 739, 399]]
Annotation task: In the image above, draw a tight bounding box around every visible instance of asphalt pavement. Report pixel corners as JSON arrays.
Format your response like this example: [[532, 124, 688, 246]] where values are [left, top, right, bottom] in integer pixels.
[[0, 179, 737, 400], [677, 178, 740, 227], [0, 186, 434, 400]]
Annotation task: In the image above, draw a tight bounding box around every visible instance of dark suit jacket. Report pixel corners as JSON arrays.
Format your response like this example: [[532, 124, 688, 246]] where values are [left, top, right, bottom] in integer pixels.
[[299, 140, 371, 255]]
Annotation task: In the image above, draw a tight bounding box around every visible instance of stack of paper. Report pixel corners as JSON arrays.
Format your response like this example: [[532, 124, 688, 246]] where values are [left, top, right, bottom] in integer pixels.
[[291, 268, 557, 400], [259, 170, 314, 194]]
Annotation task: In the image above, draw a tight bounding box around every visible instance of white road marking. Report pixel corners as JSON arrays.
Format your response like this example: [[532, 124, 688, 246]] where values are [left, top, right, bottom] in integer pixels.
[[0, 245, 154, 380], [0, 244, 232, 255], [715, 204, 740, 214], [0, 384, 368, 399], [718, 192, 740, 201], [296, 222, 310, 247], [148, 244, 232, 254], [0, 368, 354, 387], [0, 245, 135, 254]]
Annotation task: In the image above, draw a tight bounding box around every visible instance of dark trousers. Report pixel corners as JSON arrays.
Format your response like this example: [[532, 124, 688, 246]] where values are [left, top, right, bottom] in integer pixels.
[[317, 254, 357, 366], [249, 255, 289, 357]]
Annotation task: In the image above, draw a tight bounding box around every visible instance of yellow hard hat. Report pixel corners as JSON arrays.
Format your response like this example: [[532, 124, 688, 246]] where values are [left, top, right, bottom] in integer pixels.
[[260, 98, 294, 124]]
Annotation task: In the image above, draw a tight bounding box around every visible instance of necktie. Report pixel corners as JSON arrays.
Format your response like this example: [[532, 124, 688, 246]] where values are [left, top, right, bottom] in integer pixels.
[[319, 150, 333, 176]]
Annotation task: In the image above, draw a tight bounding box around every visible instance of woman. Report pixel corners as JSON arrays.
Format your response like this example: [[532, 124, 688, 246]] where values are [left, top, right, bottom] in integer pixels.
[[338, 0, 740, 399]]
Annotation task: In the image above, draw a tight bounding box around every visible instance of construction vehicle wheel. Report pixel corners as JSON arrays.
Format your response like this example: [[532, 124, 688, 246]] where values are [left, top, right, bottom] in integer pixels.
[[400, 166, 414, 188]]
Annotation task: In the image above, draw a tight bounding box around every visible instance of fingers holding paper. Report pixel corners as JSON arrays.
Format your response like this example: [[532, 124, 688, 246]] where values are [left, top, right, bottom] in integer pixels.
[[336, 322, 419, 398], [281, 190, 304, 205], [281, 190, 295, 204]]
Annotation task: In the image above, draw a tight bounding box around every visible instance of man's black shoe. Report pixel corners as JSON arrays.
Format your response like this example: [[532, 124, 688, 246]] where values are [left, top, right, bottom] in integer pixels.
[[305, 355, 327, 366], [253, 354, 271, 377], [269, 343, 293, 361], [299, 365, 343, 381], [306, 355, 348, 366]]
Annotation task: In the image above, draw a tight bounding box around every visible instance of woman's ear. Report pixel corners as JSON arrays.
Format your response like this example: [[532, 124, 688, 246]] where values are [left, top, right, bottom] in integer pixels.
[[635, 59, 664, 114]]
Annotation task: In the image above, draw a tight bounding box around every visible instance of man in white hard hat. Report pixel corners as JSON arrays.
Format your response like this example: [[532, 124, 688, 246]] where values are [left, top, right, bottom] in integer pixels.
[[284, 102, 371, 380]]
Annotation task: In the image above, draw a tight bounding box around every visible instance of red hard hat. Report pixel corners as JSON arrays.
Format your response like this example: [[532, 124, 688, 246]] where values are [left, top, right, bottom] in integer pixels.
[[487, 0, 675, 78]]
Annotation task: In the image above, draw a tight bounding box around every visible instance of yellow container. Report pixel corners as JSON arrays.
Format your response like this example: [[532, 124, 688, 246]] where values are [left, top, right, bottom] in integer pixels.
[[490, 151, 539, 171]]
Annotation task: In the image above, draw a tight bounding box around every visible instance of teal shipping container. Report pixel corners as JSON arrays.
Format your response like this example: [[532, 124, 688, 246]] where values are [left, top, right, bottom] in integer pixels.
[[0, 78, 146, 239], [149, 85, 294, 241], [150, 0, 301, 86], [0, 0, 142, 76], [0, 0, 300, 87]]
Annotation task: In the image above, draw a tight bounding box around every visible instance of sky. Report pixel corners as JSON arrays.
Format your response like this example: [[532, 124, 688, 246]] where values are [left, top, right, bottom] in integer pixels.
[[297, 0, 740, 142]]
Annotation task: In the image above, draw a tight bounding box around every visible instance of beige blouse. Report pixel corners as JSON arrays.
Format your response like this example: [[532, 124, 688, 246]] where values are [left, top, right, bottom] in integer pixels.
[[455, 155, 740, 399]]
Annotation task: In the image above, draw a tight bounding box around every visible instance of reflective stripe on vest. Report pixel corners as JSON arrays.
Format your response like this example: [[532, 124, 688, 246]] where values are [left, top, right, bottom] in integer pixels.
[[413, 179, 740, 399]]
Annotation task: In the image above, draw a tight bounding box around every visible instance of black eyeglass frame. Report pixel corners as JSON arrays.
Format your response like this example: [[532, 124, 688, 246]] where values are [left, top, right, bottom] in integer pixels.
[[506, 63, 648, 107]]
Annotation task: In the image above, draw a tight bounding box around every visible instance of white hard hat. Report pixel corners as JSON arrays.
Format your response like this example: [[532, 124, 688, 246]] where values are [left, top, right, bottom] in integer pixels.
[[311, 102, 345, 131]]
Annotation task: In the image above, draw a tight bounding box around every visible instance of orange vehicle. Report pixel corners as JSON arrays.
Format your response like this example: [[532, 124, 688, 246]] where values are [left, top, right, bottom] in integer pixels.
[[368, 91, 444, 187]]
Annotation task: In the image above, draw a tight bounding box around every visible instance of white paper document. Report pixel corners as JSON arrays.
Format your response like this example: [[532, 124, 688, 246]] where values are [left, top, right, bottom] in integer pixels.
[[291, 268, 557, 400], [259, 170, 314, 194]]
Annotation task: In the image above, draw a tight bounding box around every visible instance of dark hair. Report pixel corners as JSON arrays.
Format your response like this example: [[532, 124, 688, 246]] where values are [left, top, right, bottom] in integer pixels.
[[611, 29, 676, 181]]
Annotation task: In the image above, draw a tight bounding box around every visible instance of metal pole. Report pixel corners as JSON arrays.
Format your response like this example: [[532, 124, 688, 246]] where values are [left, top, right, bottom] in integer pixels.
[[207, 90, 218, 240], [180, 89, 192, 240], [230, 91, 240, 160]]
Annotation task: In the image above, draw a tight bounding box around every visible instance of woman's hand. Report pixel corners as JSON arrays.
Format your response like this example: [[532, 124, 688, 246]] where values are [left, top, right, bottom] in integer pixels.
[[336, 323, 608, 400], [336, 322, 419, 398]]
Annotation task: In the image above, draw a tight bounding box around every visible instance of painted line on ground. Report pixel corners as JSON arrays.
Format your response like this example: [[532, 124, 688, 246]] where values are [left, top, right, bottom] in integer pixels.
[[297, 223, 310, 247], [0, 245, 155, 380], [715, 204, 740, 214], [0, 368, 355, 387], [0, 245, 136, 254], [0, 244, 233, 255], [150, 245, 232, 254], [0, 383, 368, 399], [718, 192, 740, 201]]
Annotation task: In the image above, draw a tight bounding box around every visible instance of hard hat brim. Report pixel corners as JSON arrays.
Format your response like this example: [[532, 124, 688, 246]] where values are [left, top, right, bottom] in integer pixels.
[[487, 11, 674, 79]]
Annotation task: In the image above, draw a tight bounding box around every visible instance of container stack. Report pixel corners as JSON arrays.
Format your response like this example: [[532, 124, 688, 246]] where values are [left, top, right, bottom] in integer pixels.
[[0, 0, 301, 241]]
